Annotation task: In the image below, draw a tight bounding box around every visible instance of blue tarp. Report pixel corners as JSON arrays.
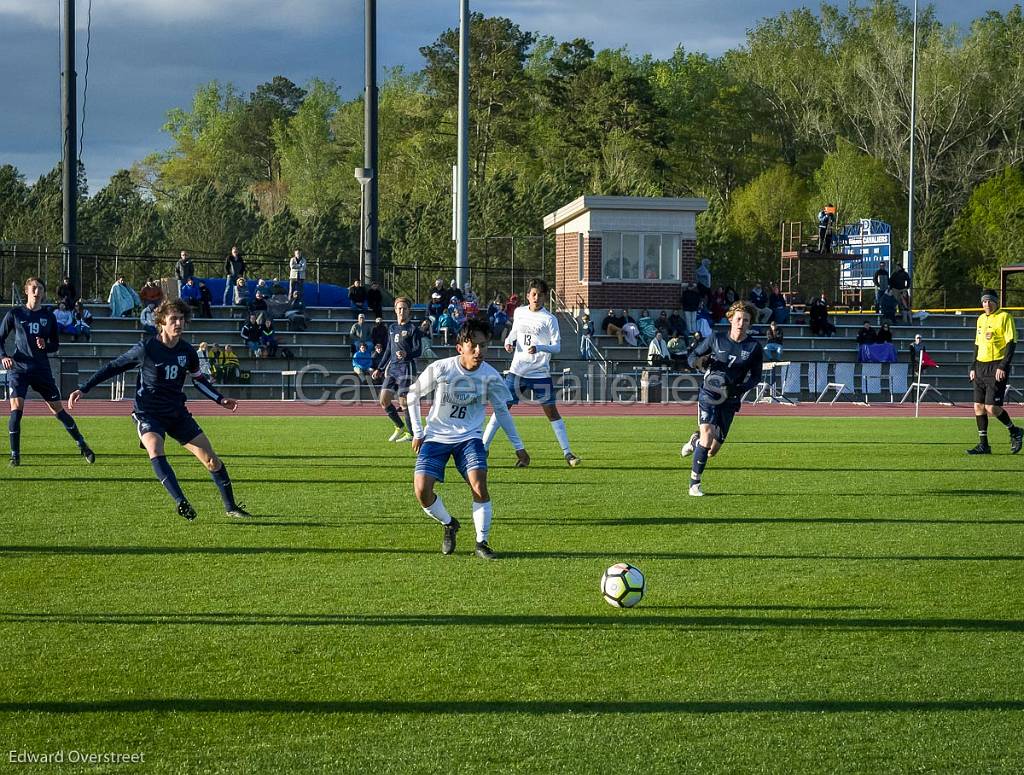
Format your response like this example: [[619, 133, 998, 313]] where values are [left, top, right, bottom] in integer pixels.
[[858, 342, 897, 363], [195, 278, 350, 307]]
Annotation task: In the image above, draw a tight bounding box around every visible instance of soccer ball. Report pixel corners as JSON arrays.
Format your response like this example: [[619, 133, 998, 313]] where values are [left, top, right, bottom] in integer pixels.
[[601, 563, 645, 608]]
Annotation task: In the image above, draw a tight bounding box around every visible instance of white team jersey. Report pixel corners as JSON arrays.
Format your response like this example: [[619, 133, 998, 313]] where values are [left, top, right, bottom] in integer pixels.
[[408, 356, 518, 445], [506, 305, 560, 379]]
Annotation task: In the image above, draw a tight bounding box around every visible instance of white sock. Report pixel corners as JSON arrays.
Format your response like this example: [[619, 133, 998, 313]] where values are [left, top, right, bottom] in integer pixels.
[[482, 413, 500, 450], [550, 418, 571, 455], [472, 500, 492, 543], [422, 494, 452, 525]]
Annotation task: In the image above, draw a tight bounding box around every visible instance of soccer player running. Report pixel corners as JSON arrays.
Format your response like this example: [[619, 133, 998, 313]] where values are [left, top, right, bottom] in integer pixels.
[[408, 318, 530, 560], [68, 299, 251, 520], [683, 301, 763, 496], [372, 296, 422, 443], [482, 278, 580, 466], [1, 277, 94, 466], [967, 289, 1023, 455]]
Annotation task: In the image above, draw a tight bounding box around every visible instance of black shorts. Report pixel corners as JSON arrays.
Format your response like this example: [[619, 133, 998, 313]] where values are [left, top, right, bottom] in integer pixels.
[[7, 370, 61, 402], [697, 392, 740, 442], [132, 410, 204, 446], [382, 363, 415, 397], [973, 362, 1008, 406]]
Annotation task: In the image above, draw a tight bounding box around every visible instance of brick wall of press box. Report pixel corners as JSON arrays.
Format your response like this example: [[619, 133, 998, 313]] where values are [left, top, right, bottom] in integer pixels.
[[555, 233, 697, 311]]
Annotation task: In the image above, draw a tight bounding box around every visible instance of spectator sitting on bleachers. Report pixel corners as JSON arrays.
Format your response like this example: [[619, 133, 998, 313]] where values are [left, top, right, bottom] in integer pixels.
[[667, 309, 685, 337], [197, 281, 213, 318], [768, 284, 789, 324], [349, 279, 368, 311], [140, 278, 164, 307], [647, 331, 671, 367], [809, 293, 837, 337], [655, 311, 672, 338], [637, 309, 657, 345], [140, 303, 157, 338], [437, 306, 459, 343], [602, 308, 627, 344], [879, 288, 899, 325], [764, 321, 784, 361], [369, 342, 386, 384], [428, 279, 446, 319], [448, 280, 464, 305], [232, 276, 250, 311], [876, 322, 893, 344], [710, 287, 727, 323], [285, 291, 307, 331], [489, 304, 509, 341], [694, 302, 714, 340], [72, 301, 93, 342], [450, 302, 466, 330], [259, 318, 279, 358], [749, 282, 772, 323], [419, 318, 438, 360], [622, 316, 641, 347], [371, 316, 388, 350], [367, 281, 384, 318], [249, 291, 270, 324], [349, 314, 371, 354], [218, 344, 241, 383], [856, 321, 877, 345], [196, 341, 214, 381], [179, 277, 201, 311], [109, 276, 142, 318], [463, 284, 479, 312], [241, 314, 262, 358], [254, 278, 272, 299], [57, 276, 76, 309], [504, 293, 519, 319], [352, 341, 373, 383], [54, 302, 78, 336]]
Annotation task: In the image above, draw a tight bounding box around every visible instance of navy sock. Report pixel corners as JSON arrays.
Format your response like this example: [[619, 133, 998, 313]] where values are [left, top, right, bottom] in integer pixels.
[[690, 443, 709, 486], [54, 410, 85, 445], [210, 463, 236, 511], [385, 404, 404, 429], [993, 409, 1016, 430], [150, 456, 186, 504], [9, 409, 22, 456]]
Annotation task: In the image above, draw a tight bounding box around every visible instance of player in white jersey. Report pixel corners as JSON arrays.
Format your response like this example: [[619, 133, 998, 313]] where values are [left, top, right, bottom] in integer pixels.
[[408, 318, 530, 560], [481, 278, 580, 466]]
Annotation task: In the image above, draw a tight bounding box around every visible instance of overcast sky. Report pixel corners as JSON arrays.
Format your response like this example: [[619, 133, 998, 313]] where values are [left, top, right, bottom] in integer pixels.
[[0, 0, 1011, 190]]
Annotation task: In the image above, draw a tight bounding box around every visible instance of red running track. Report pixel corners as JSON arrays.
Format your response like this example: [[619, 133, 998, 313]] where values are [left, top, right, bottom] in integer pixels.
[[20, 400, 967, 418]]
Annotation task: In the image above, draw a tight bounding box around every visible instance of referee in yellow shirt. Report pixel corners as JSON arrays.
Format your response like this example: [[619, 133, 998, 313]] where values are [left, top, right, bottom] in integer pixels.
[[968, 289, 1023, 454]]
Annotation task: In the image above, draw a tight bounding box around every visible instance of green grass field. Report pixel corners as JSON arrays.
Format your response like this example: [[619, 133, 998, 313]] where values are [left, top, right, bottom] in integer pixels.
[[1, 415, 1022, 773]]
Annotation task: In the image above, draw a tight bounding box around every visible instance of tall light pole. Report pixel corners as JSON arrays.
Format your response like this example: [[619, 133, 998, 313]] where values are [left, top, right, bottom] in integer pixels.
[[454, 0, 470, 291], [905, 0, 919, 295], [355, 167, 373, 282], [364, 0, 379, 285], [62, 0, 79, 296]]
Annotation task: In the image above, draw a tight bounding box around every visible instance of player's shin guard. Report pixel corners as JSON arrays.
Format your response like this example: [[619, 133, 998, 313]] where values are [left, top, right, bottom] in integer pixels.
[[54, 410, 85, 445], [690, 443, 709, 485], [150, 456, 187, 504], [422, 493, 453, 525], [472, 500, 493, 543], [481, 413, 500, 450], [9, 409, 23, 456], [385, 403, 404, 429], [210, 463, 236, 510], [550, 418, 571, 455]]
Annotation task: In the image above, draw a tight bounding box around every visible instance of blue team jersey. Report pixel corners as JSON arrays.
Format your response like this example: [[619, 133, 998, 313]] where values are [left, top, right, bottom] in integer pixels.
[[380, 321, 423, 373], [690, 332, 764, 403], [81, 337, 221, 416], [0, 306, 60, 374]]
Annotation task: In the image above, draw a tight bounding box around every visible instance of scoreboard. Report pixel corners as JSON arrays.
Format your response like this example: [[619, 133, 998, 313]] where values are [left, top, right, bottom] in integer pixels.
[[837, 219, 891, 289]]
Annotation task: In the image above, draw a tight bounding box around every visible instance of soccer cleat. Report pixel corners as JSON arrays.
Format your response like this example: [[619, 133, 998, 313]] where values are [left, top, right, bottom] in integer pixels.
[[514, 458, 529, 468], [177, 500, 198, 521], [387, 428, 403, 442], [564, 452, 581, 467], [9, 455, 20, 467], [80, 444, 96, 464], [396, 432, 414, 443], [966, 443, 992, 455], [688, 482, 704, 497], [226, 504, 253, 518], [475, 541, 497, 560], [680, 431, 699, 458], [1011, 427, 1023, 454], [441, 517, 460, 555]]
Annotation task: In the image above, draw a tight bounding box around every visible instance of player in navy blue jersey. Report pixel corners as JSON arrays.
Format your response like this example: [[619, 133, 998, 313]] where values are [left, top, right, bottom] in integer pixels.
[[683, 301, 763, 496], [68, 299, 251, 521], [0, 277, 94, 466], [372, 296, 423, 443]]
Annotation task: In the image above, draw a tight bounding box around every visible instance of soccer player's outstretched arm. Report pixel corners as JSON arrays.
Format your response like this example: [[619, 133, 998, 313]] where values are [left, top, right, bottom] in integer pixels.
[[489, 376, 525, 452], [406, 363, 438, 447], [189, 349, 235, 410], [69, 341, 146, 408]]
